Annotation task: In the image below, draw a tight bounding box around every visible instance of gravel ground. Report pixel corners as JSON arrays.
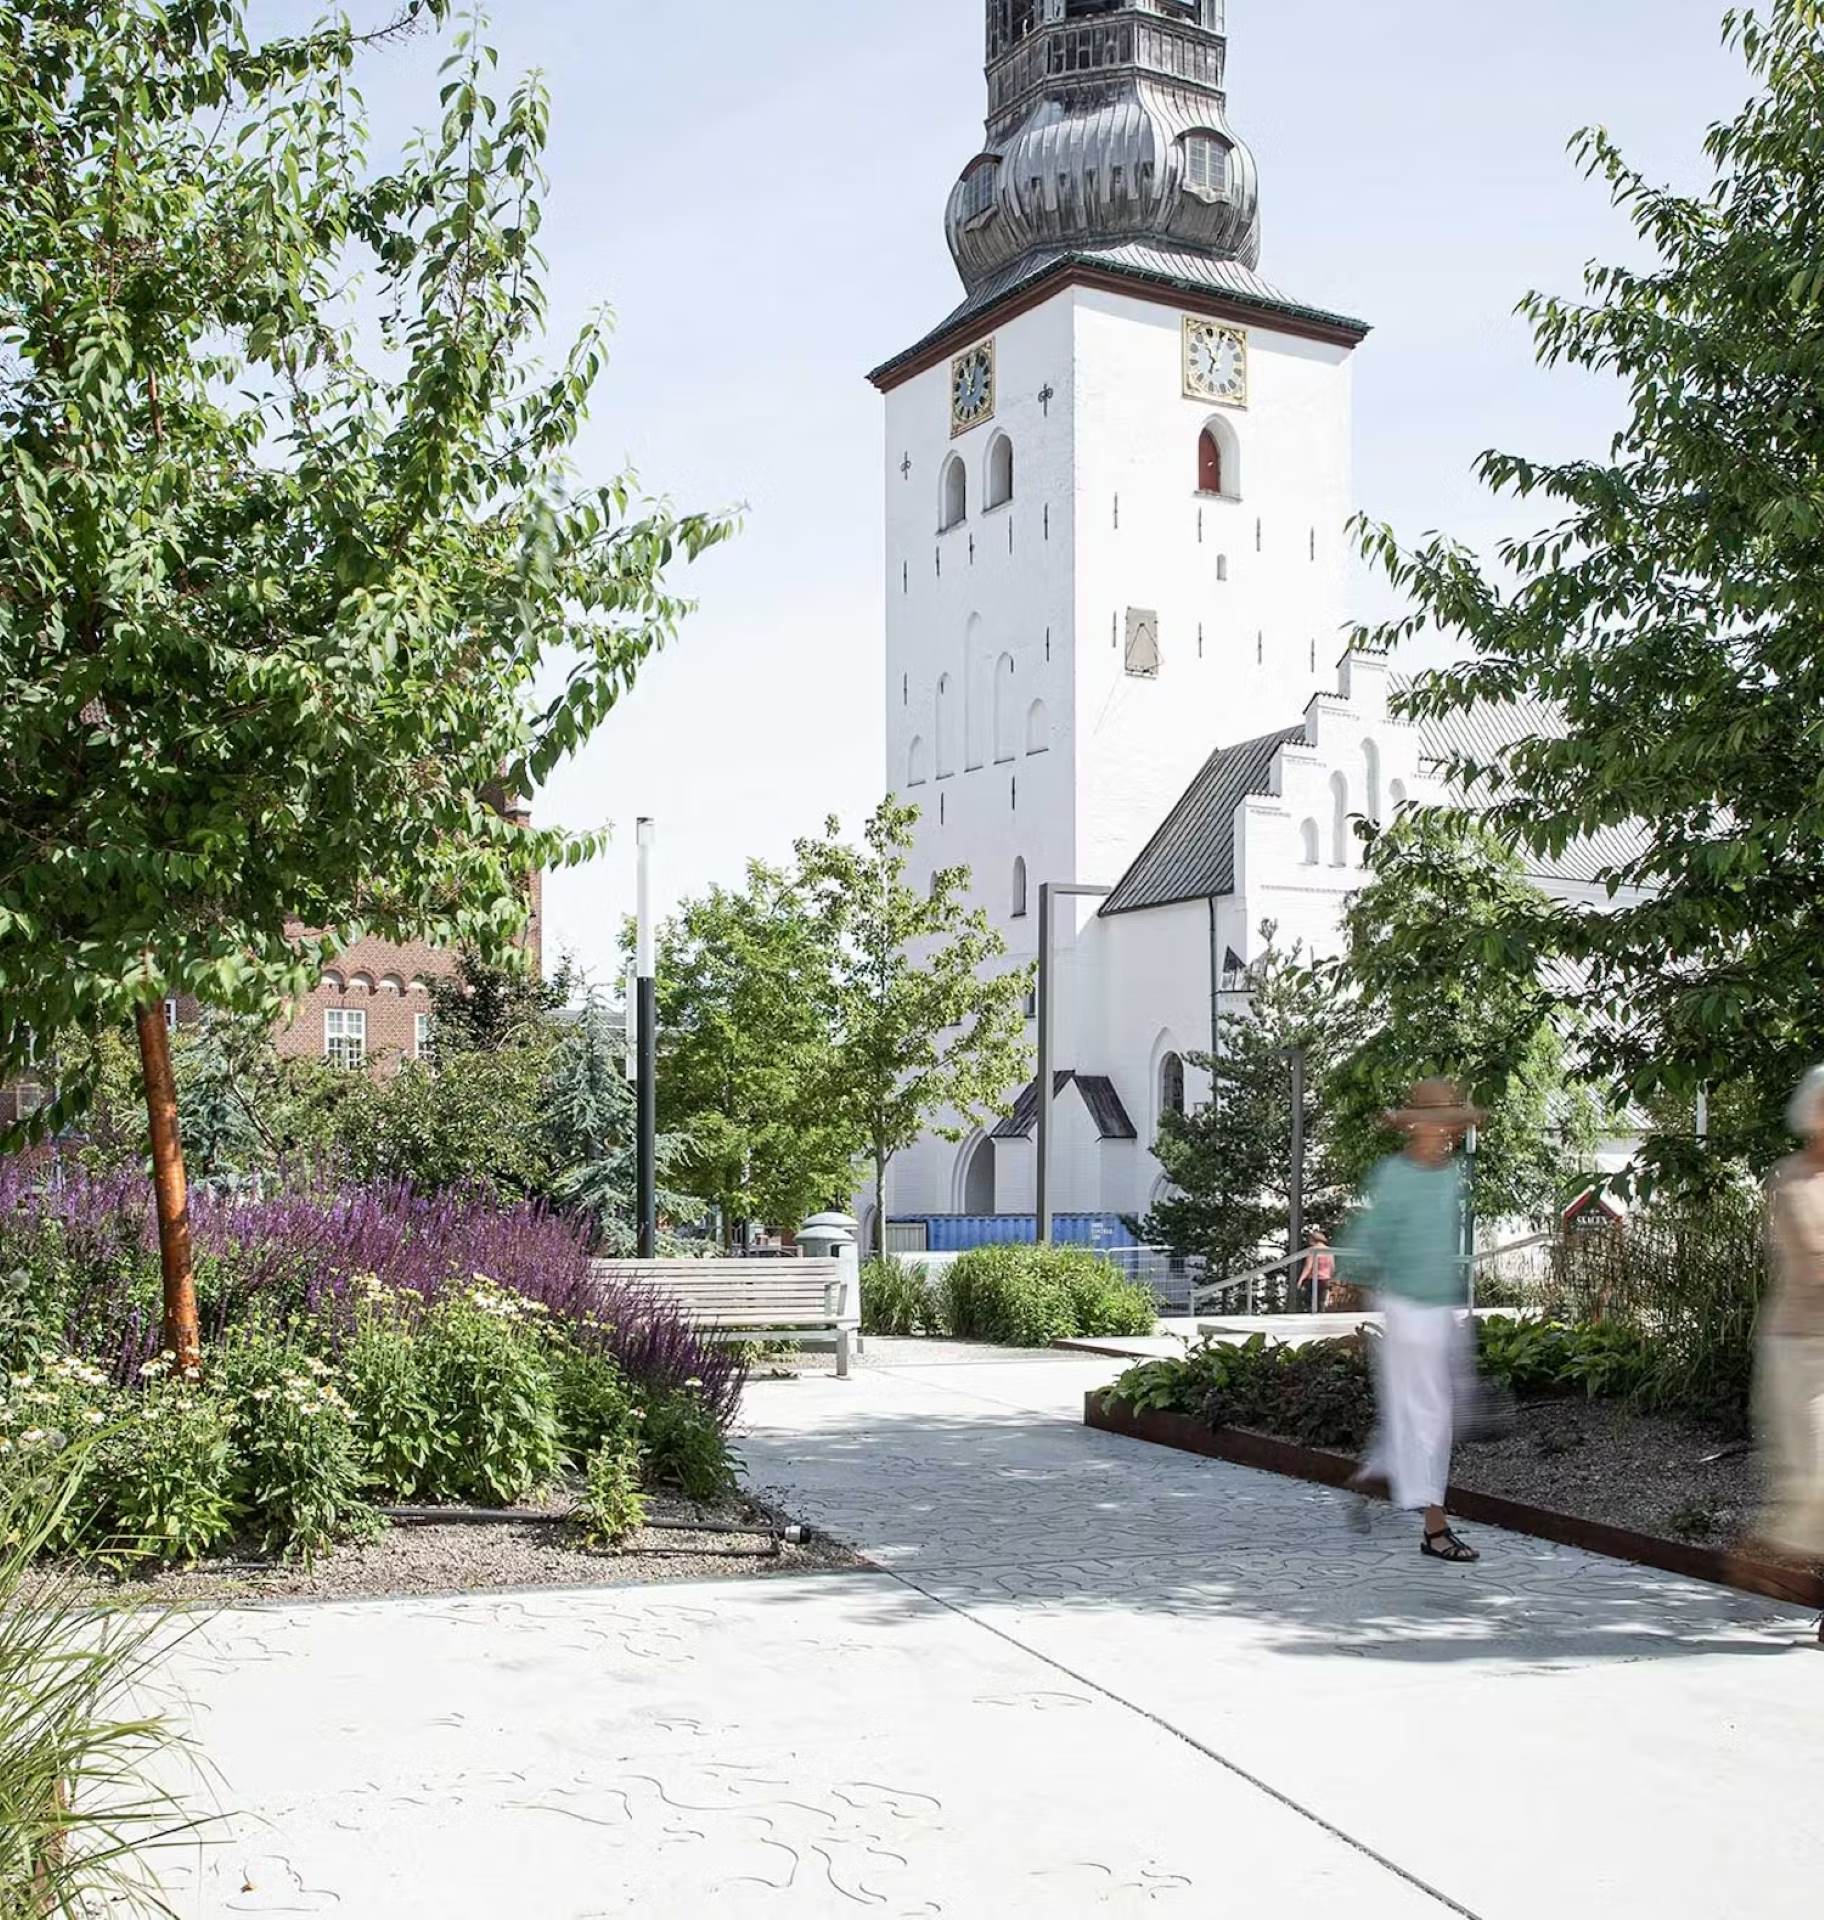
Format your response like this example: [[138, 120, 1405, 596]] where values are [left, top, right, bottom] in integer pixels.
[[64, 1491, 864, 1608], [1452, 1398, 1759, 1545]]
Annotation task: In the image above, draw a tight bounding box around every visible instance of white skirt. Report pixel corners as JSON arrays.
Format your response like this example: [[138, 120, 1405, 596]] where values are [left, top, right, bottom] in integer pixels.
[[1366, 1298, 1474, 1512], [1755, 1334, 1824, 1559]]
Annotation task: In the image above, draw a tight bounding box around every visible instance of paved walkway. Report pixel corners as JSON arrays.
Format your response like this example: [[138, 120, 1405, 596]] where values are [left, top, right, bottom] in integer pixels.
[[163, 1341, 1821, 1917]]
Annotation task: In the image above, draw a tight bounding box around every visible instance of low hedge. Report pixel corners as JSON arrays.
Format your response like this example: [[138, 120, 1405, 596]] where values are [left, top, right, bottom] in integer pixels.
[[860, 1257, 942, 1337], [940, 1245, 1156, 1347]]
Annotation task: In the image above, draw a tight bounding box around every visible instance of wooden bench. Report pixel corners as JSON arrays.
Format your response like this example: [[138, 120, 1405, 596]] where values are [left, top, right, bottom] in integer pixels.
[[592, 1259, 858, 1378]]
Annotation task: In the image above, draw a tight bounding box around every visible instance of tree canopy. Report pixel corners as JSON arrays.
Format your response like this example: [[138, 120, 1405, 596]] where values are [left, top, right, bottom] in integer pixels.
[[1321, 815, 1604, 1224], [0, 0, 729, 1123], [0, 1, 728, 1352], [796, 800, 1031, 1257], [1358, 0, 1824, 1180], [652, 862, 859, 1245]]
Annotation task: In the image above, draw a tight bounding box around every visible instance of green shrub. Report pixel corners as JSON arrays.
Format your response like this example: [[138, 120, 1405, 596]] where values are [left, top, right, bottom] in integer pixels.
[[103, 1374, 237, 1567], [549, 1337, 640, 1466], [1475, 1316, 1655, 1402], [860, 1257, 941, 1337], [1050, 1250, 1157, 1339], [578, 1432, 649, 1548], [640, 1388, 739, 1504], [217, 1336, 377, 1561], [414, 1280, 561, 1507], [941, 1246, 1072, 1346], [1106, 1333, 1375, 1452], [941, 1245, 1156, 1347], [343, 1290, 441, 1501]]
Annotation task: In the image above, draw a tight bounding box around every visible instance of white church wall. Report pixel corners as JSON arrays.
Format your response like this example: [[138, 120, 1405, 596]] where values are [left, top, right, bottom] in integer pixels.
[[1069, 285, 1355, 887], [883, 295, 1079, 982], [1077, 899, 1214, 1219]]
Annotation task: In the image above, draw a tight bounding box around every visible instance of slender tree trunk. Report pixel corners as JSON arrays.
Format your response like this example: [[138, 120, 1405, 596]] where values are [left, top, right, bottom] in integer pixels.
[[874, 1145, 889, 1262], [135, 1001, 202, 1371]]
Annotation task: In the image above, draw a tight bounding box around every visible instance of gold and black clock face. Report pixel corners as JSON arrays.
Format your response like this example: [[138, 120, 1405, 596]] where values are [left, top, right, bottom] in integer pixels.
[[950, 340, 996, 435], [1183, 317, 1248, 407]]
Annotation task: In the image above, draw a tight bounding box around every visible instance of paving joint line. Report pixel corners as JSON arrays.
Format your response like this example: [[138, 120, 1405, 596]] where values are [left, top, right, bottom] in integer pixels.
[[880, 1562, 1489, 1920]]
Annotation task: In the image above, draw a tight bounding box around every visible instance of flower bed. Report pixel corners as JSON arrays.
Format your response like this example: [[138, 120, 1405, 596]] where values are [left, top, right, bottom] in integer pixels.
[[1094, 1322, 1824, 1602], [0, 1161, 747, 1571]]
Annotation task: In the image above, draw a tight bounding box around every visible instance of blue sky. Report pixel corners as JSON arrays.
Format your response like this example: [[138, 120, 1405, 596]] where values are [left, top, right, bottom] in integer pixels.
[[272, 1, 1749, 982]]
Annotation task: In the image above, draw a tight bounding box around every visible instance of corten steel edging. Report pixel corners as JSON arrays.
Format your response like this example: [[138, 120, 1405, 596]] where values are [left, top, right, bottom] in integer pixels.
[[1084, 1392, 1824, 1614]]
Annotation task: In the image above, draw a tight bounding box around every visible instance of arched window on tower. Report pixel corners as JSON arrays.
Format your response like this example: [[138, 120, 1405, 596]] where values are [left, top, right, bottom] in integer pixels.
[[1299, 819, 1320, 867], [1389, 778, 1409, 814], [1198, 429, 1222, 496], [1197, 416, 1240, 499], [941, 455, 968, 532], [993, 652, 1017, 761], [1011, 855, 1028, 919], [1330, 771, 1351, 868], [1026, 697, 1051, 755], [907, 735, 929, 789], [936, 676, 957, 777], [986, 433, 1014, 510], [1160, 1052, 1187, 1125], [1363, 739, 1383, 826]]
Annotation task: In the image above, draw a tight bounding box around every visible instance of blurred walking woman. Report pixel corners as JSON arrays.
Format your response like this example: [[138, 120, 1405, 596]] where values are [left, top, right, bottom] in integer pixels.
[[1756, 1067, 1824, 1582], [1343, 1079, 1484, 1565]]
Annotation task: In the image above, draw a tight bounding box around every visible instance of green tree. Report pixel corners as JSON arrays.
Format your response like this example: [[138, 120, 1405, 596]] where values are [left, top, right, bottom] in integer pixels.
[[796, 801, 1031, 1259], [1321, 815, 1603, 1224], [0, 4, 729, 1358], [1355, 0, 1824, 1183], [1143, 933, 1354, 1286], [546, 989, 697, 1254], [651, 863, 856, 1246]]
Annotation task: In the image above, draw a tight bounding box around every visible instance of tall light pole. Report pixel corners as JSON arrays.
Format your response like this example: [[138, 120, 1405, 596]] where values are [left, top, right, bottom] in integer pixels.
[[636, 818, 658, 1260], [1287, 1046, 1307, 1310], [1035, 880, 1110, 1245]]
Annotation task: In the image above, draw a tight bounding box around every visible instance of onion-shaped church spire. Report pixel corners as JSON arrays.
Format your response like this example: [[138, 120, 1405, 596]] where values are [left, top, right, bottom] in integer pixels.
[[951, 0, 1261, 293]]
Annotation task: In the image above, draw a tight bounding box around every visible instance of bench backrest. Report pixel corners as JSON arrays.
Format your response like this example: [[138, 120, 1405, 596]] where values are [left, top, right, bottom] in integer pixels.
[[591, 1258, 847, 1326]]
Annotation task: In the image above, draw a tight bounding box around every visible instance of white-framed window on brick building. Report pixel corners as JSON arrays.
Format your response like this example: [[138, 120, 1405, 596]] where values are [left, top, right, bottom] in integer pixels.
[[415, 1012, 431, 1060], [164, 997, 179, 1032], [325, 1007, 366, 1071]]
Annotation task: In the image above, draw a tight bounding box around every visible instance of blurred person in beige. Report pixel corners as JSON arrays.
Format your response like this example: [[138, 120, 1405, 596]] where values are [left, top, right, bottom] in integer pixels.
[[1756, 1065, 1824, 1575]]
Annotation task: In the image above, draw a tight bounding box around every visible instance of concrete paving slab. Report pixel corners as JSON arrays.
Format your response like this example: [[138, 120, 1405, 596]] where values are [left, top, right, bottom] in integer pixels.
[[163, 1575, 1449, 1917], [741, 1342, 1824, 1920]]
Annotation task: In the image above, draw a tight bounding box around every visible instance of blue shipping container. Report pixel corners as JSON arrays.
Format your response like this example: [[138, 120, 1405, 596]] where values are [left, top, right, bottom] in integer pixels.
[[890, 1214, 1136, 1254]]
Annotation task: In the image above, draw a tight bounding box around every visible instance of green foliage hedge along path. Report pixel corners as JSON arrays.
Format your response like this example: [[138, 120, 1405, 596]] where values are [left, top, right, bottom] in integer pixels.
[[861, 1247, 1157, 1348]]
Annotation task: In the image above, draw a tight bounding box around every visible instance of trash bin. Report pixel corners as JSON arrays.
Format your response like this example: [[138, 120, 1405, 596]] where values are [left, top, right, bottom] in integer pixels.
[[798, 1211, 861, 1349]]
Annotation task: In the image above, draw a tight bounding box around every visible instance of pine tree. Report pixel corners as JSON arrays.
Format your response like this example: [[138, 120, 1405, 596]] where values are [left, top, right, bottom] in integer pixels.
[[1144, 933, 1352, 1286]]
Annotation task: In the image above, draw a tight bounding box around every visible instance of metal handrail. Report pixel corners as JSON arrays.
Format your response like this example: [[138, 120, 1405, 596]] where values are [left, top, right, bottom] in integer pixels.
[[1186, 1229, 1559, 1318]]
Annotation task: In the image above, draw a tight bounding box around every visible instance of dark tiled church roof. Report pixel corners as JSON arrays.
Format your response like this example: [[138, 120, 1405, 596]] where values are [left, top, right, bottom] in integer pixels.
[[992, 1071, 1137, 1142], [869, 245, 1368, 390], [1100, 726, 1306, 917]]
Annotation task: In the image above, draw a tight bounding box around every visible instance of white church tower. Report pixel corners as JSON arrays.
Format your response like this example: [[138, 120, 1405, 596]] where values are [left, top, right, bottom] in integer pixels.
[[870, 1, 1409, 1242]]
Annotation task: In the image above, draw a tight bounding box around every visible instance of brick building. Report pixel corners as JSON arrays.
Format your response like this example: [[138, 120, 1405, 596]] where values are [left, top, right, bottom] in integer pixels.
[[4, 807, 542, 1112]]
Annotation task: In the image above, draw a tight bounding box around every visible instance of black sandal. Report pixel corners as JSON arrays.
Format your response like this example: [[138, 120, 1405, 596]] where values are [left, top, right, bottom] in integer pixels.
[[1422, 1526, 1480, 1565]]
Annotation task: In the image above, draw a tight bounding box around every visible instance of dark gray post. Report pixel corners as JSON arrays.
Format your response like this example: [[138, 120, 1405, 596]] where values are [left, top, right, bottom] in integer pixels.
[[1036, 882, 1055, 1246], [1288, 1046, 1307, 1310], [636, 819, 657, 1260]]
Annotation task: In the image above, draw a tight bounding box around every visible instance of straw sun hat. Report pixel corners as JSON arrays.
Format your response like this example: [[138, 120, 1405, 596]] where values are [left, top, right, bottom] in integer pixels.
[[1385, 1077, 1486, 1133]]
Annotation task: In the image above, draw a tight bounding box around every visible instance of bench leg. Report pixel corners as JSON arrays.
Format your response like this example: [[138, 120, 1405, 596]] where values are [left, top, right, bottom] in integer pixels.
[[836, 1329, 852, 1380]]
